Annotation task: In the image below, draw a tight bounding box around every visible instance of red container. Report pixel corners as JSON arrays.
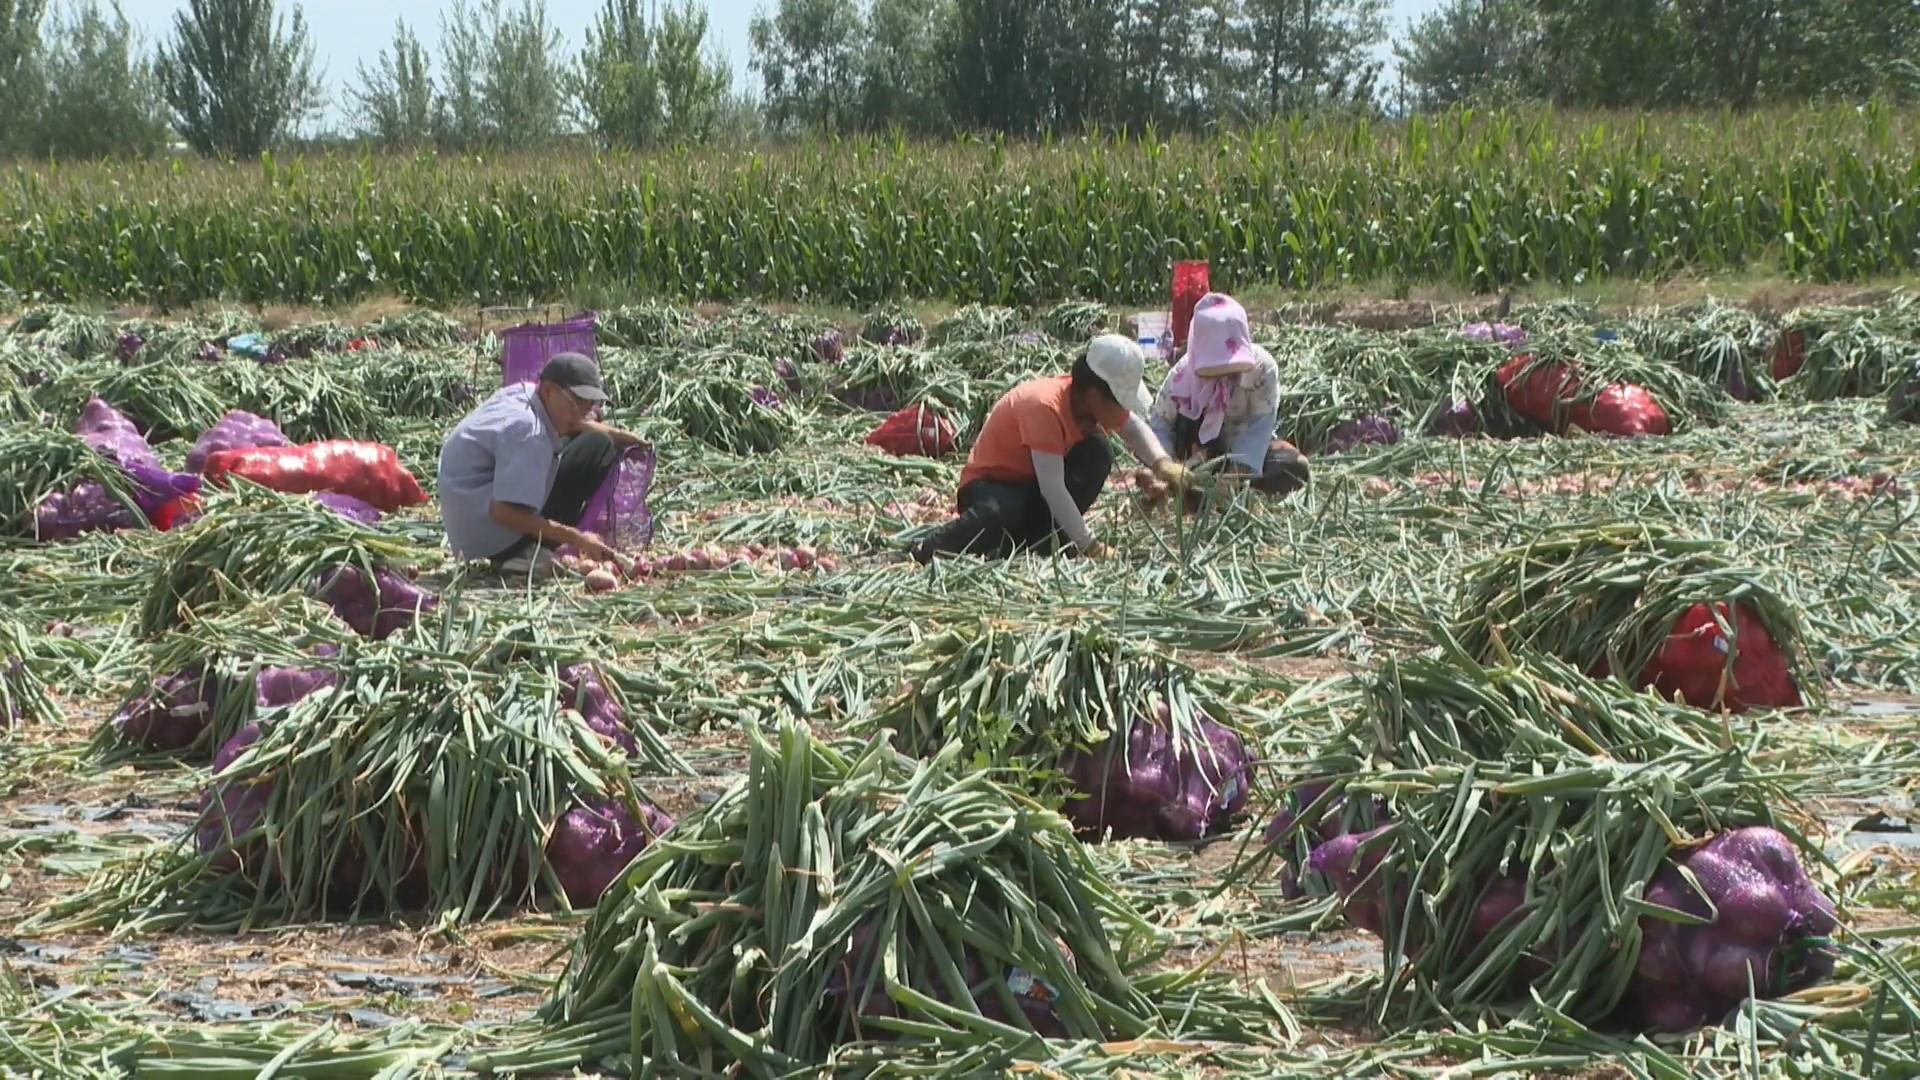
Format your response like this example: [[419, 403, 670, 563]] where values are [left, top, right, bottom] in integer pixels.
[[1172, 261, 1211, 351]]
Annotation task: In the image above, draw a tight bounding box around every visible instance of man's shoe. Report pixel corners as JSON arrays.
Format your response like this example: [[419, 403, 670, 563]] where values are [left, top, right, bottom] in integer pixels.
[[498, 549, 557, 578]]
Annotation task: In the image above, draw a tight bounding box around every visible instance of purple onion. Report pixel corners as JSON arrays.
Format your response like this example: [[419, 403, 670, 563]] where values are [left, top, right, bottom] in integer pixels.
[[1631, 826, 1838, 1032], [75, 398, 160, 470], [750, 386, 784, 410], [186, 411, 291, 474], [1062, 710, 1253, 843], [561, 664, 637, 754], [1155, 718, 1254, 841], [194, 342, 222, 364], [255, 645, 341, 709], [35, 484, 139, 541], [1324, 415, 1402, 455], [774, 358, 803, 395], [545, 798, 673, 905], [809, 330, 845, 364], [113, 666, 217, 751], [196, 724, 274, 873], [314, 566, 438, 641], [121, 461, 201, 518], [117, 332, 146, 362], [1428, 400, 1480, 438]]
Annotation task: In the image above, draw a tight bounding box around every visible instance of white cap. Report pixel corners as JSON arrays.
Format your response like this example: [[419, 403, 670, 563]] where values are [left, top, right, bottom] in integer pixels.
[[1086, 334, 1153, 415]]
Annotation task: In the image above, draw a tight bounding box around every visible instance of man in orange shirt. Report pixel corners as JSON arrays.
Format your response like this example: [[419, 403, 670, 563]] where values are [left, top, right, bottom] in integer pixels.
[[912, 335, 1191, 563]]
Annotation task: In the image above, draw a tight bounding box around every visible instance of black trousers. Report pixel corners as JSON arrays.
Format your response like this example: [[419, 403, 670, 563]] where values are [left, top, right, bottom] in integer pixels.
[[918, 437, 1113, 560], [493, 431, 620, 563]]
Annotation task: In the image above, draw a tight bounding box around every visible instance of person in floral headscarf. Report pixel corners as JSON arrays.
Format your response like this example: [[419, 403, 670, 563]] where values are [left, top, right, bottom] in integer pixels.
[[1148, 293, 1310, 497]]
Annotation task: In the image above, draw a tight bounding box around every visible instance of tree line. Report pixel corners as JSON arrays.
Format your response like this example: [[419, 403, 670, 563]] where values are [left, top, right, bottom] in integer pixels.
[[1, 0, 1915, 160]]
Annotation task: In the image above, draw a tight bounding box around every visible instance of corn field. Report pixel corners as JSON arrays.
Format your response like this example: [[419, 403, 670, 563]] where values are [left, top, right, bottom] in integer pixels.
[[4, 105, 1920, 307]]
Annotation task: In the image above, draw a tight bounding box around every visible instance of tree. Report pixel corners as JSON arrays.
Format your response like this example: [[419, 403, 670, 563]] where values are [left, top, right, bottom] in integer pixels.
[[1395, 0, 1543, 108], [1032, 0, 1126, 130], [1774, 0, 1920, 102], [0, 0, 49, 155], [437, 0, 486, 147], [157, 0, 322, 157], [578, 0, 729, 145], [1114, 0, 1243, 130], [33, 0, 169, 158], [1242, 0, 1388, 116], [1533, 0, 1676, 107], [748, 0, 863, 133], [857, 0, 948, 133], [575, 0, 660, 146], [477, 0, 569, 146], [937, 0, 1038, 131], [349, 18, 436, 146], [654, 1, 729, 140]]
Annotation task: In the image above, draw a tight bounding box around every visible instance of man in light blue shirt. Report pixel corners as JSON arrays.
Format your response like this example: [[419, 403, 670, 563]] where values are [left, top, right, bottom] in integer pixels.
[[438, 353, 647, 574]]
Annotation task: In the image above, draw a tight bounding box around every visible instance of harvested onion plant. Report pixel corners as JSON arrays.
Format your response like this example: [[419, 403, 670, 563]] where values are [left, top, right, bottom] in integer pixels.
[[0, 426, 145, 535], [478, 721, 1282, 1076], [1264, 647, 1818, 1030], [861, 623, 1228, 771], [31, 621, 686, 934], [1, 618, 63, 729], [136, 488, 429, 637], [1628, 301, 1779, 401], [1450, 522, 1815, 699], [652, 362, 798, 455]]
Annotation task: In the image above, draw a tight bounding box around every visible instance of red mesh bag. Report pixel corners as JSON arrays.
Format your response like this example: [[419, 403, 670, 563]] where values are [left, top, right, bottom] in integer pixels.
[[1497, 354, 1583, 429], [203, 442, 428, 513], [1570, 384, 1671, 438], [1771, 330, 1806, 381], [1639, 602, 1801, 713], [1172, 261, 1211, 351], [865, 405, 958, 459]]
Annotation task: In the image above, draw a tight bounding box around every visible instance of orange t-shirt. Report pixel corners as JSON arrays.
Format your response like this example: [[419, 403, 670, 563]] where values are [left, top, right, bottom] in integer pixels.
[[958, 375, 1130, 491]]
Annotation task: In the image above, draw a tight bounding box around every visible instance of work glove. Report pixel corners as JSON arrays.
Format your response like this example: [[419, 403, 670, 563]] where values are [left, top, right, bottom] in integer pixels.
[[1152, 460, 1193, 491]]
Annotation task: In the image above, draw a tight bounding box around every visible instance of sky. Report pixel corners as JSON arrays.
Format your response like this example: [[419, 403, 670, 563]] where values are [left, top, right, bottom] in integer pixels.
[[116, 0, 1444, 126]]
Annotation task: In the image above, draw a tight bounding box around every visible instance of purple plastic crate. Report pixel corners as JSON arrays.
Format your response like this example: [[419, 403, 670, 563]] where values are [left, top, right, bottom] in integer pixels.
[[501, 313, 598, 388], [579, 444, 656, 551]]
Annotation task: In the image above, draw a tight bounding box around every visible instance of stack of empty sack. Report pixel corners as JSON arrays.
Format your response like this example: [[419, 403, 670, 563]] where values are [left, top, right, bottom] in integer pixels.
[[1058, 700, 1254, 843]]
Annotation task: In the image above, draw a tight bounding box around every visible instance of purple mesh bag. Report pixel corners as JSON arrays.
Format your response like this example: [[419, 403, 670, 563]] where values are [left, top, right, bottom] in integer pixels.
[[501, 313, 598, 388], [313, 492, 384, 525], [1462, 322, 1527, 349], [35, 484, 139, 540], [75, 398, 160, 470], [185, 411, 291, 473], [577, 444, 656, 551]]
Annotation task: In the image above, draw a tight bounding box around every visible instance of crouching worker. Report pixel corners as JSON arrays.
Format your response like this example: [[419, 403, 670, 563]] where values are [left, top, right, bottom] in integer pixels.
[[912, 335, 1188, 563], [438, 352, 649, 576], [1149, 293, 1310, 498]]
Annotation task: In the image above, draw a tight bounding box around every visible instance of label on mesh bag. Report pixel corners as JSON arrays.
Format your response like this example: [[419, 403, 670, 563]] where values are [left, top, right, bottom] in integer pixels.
[[1006, 967, 1062, 1005]]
